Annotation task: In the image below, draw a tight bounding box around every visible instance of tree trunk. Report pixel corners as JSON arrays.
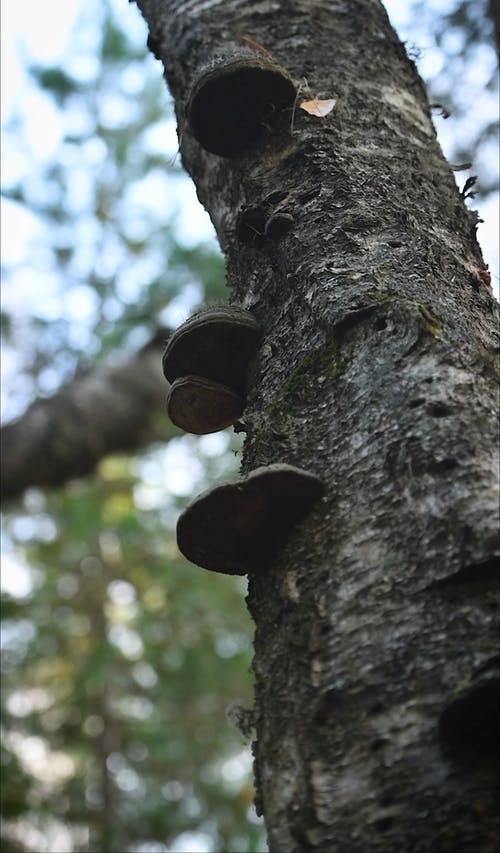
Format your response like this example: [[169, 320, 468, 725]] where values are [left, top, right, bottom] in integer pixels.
[[1, 330, 171, 503], [135, 1, 499, 849], [488, 0, 500, 57]]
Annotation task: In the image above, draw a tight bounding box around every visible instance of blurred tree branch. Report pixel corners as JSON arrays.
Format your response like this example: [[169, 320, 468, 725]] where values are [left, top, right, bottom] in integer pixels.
[[1, 330, 173, 503]]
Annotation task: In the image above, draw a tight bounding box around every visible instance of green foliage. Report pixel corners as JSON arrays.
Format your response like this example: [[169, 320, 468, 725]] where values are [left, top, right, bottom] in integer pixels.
[[29, 67, 81, 103], [1, 451, 262, 852], [0, 1, 262, 850], [398, 0, 499, 196]]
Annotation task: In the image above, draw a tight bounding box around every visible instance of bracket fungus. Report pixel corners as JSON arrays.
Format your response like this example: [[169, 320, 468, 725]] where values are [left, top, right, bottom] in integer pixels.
[[167, 375, 243, 435], [176, 463, 324, 574], [163, 307, 261, 435], [162, 306, 261, 394], [186, 57, 296, 157]]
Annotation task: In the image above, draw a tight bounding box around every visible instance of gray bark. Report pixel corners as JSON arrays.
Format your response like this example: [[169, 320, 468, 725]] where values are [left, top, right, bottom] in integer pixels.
[[488, 0, 499, 56], [136, 0, 499, 850], [1, 330, 173, 503]]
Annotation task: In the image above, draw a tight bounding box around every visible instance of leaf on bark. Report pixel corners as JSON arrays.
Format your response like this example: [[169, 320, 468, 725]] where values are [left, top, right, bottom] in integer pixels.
[[299, 97, 336, 117]]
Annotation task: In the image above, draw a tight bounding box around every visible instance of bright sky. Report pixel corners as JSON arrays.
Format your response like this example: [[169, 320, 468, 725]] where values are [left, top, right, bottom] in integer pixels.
[[1, 0, 498, 286]]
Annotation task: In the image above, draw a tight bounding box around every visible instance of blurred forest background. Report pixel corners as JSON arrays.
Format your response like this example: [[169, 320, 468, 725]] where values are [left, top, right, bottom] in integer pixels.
[[0, 1, 498, 851]]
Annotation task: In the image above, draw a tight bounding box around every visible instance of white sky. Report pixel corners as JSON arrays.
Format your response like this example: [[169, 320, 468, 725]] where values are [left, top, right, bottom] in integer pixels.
[[1, 0, 498, 289]]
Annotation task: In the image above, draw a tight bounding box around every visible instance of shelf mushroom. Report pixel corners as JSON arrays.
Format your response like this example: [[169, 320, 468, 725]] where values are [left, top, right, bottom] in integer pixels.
[[166, 375, 243, 435], [186, 56, 297, 157], [176, 463, 324, 574], [163, 306, 261, 434]]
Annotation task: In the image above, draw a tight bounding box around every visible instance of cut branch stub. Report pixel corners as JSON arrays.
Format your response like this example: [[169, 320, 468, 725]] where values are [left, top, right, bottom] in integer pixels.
[[264, 211, 295, 239], [236, 205, 267, 246], [176, 463, 324, 574], [167, 375, 243, 435], [162, 307, 261, 394], [186, 57, 296, 157]]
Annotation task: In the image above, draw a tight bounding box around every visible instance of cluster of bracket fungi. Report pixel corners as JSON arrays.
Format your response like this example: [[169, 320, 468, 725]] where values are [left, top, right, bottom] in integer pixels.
[[162, 52, 324, 575], [163, 306, 324, 575]]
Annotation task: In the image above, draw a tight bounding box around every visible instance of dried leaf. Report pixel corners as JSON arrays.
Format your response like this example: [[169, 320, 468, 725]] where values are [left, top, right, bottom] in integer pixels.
[[299, 97, 336, 117], [475, 267, 492, 288]]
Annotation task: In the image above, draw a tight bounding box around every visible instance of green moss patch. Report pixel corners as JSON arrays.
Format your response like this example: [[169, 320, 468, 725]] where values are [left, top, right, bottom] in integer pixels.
[[277, 340, 347, 407]]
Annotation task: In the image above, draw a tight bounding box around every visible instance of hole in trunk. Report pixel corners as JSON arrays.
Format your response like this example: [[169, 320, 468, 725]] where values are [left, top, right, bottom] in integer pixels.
[[439, 676, 500, 759]]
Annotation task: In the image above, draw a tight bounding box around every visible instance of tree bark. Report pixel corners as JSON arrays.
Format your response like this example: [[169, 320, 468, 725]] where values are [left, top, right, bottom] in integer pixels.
[[488, 0, 500, 57], [1, 330, 172, 503], [136, 1, 499, 850]]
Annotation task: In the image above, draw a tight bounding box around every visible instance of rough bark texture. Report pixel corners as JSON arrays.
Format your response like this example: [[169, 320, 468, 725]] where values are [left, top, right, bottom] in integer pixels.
[[136, 1, 499, 850], [1, 330, 173, 503], [488, 0, 500, 56]]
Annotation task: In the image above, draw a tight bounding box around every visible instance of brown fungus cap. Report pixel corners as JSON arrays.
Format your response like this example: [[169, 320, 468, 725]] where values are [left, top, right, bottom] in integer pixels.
[[162, 307, 261, 393], [167, 375, 243, 435], [186, 57, 296, 157], [176, 463, 324, 575]]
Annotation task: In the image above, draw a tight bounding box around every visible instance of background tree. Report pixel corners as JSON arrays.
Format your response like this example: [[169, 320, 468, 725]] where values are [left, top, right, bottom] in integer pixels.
[[1, 3, 259, 852], [1, 0, 498, 851]]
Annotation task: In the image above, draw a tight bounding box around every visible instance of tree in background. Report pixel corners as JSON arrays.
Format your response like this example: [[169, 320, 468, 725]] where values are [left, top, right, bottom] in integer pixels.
[[2, 461, 258, 853], [1, 3, 259, 852], [1, 0, 498, 851]]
